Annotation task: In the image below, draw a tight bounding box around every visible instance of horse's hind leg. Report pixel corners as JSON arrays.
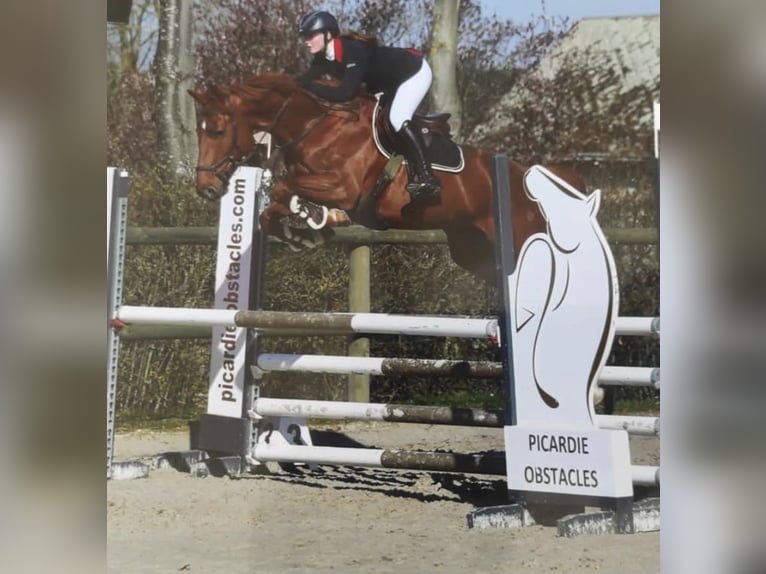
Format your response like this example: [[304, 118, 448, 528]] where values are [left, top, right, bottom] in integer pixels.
[[444, 224, 497, 284]]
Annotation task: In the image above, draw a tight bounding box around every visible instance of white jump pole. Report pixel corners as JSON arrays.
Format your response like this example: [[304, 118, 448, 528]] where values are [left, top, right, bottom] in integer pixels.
[[258, 354, 390, 375], [115, 305, 659, 337], [615, 316, 660, 336], [593, 414, 659, 436], [599, 366, 660, 388], [256, 353, 658, 388], [116, 306, 238, 327], [250, 443, 659, 486], [251, 397, 658, 436], [116, 305, 499, 338]]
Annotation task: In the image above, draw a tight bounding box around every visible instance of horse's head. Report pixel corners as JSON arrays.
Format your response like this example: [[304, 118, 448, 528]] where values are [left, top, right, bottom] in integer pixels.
[[189, 74, 309, 200], [188, 86, 254, 200]]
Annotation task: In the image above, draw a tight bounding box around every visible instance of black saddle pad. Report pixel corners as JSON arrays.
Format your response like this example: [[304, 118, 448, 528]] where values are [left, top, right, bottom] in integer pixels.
[[372, 97, 465, 173]]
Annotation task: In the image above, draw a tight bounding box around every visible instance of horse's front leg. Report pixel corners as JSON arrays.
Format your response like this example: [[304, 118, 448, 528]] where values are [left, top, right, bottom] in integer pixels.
[[260, 179, 334, 251], [258, 199, 291, 236], [286, 172, 355, 211]]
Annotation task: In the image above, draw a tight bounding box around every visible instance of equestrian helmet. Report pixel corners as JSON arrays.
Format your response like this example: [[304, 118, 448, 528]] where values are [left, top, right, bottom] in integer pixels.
[[298, 10, 340, 38]]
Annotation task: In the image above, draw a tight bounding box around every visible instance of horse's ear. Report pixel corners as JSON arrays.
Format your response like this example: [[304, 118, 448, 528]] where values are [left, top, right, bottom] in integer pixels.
[[187, 90, 207, 105]]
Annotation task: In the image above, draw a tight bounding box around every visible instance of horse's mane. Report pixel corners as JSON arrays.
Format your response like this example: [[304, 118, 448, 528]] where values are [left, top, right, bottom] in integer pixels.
[[204, 71, 376, 120], [235, 72, 298, 98], [195, 75, 296, 110]]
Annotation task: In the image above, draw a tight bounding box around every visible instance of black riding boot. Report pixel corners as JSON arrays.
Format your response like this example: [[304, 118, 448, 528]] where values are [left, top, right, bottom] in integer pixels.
[[397, 121, 441, 204]]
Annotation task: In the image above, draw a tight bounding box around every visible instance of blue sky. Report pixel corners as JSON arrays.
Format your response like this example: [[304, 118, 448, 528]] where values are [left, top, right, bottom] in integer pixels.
[[479, 0, 660, 23]]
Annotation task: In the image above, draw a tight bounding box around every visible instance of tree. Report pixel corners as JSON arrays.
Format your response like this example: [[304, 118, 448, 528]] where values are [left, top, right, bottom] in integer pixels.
[[350, 0, 429, 47], [429, 0, 463, 139], [107, 0, 161, 180], [457, 2, 568, 141], [153, 0, 197, 184], [107, 0, 159, 78], [194, 0, 314, 84]]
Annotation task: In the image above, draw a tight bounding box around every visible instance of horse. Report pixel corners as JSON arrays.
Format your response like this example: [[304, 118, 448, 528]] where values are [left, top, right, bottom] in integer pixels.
[[189, 71, 584, 282]]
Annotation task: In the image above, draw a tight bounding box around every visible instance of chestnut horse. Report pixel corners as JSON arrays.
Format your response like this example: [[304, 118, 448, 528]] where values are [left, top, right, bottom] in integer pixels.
[[189, 72, 583, 282]]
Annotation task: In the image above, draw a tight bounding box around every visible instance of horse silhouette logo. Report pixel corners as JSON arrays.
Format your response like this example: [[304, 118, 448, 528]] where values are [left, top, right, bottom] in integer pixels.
[[510, 166, 619, 429]]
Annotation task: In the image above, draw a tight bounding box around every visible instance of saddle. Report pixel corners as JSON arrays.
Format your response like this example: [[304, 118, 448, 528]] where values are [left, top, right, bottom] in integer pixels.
[[372, 95, 465, 173]]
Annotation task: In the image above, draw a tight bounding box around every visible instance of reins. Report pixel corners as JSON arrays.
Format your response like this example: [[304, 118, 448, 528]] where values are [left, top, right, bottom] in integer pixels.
[[196, 85, 343, 185]]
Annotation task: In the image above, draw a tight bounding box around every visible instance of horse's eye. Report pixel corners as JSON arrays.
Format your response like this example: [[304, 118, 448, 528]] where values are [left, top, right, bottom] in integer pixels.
[[200, 119, 226, 137]]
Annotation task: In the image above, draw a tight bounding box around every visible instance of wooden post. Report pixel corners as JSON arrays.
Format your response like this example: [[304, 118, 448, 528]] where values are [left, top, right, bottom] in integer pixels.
[[125, 225, 658, 247], [347, 244, 371, 402]]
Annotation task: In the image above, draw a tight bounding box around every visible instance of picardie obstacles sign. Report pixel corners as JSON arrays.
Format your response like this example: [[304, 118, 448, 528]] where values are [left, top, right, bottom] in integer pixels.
[[494, 161, 633, 502]]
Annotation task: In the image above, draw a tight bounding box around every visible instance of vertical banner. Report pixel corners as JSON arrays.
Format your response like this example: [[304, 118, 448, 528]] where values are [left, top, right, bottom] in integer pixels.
[[207, 167, 261, 417]]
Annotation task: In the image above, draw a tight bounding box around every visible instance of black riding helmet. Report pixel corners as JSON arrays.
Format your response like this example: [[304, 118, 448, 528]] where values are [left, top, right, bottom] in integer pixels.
[[298, 10, 340, 38]]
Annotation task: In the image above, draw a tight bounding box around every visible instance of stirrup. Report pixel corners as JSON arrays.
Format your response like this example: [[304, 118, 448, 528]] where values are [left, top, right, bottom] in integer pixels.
[[289, 195, 328, 230], [406, 178, 441, 203]]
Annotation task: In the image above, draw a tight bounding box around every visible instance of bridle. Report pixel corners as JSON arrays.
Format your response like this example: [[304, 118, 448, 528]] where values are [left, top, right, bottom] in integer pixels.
[[195, 90, 333, 191]]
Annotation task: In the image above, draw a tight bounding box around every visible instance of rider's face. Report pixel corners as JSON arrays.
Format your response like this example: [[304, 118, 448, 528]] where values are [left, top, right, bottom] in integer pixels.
[[303, 31, 327, 55]]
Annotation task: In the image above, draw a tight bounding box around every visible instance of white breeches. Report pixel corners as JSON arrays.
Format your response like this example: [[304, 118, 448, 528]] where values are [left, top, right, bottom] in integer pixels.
[[389, 60, 432, 132]]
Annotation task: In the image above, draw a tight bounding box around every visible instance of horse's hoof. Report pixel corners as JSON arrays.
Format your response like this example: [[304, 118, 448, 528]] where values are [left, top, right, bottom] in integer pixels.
[[198, 187, 222, 201]]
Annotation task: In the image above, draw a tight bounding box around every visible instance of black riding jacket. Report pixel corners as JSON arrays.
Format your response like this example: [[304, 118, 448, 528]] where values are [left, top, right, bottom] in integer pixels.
[[297, 37, 424, 102]]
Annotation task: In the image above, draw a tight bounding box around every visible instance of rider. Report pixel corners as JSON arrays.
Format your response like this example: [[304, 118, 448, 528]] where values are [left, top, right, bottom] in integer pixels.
[[296, 10, 441, 205]]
